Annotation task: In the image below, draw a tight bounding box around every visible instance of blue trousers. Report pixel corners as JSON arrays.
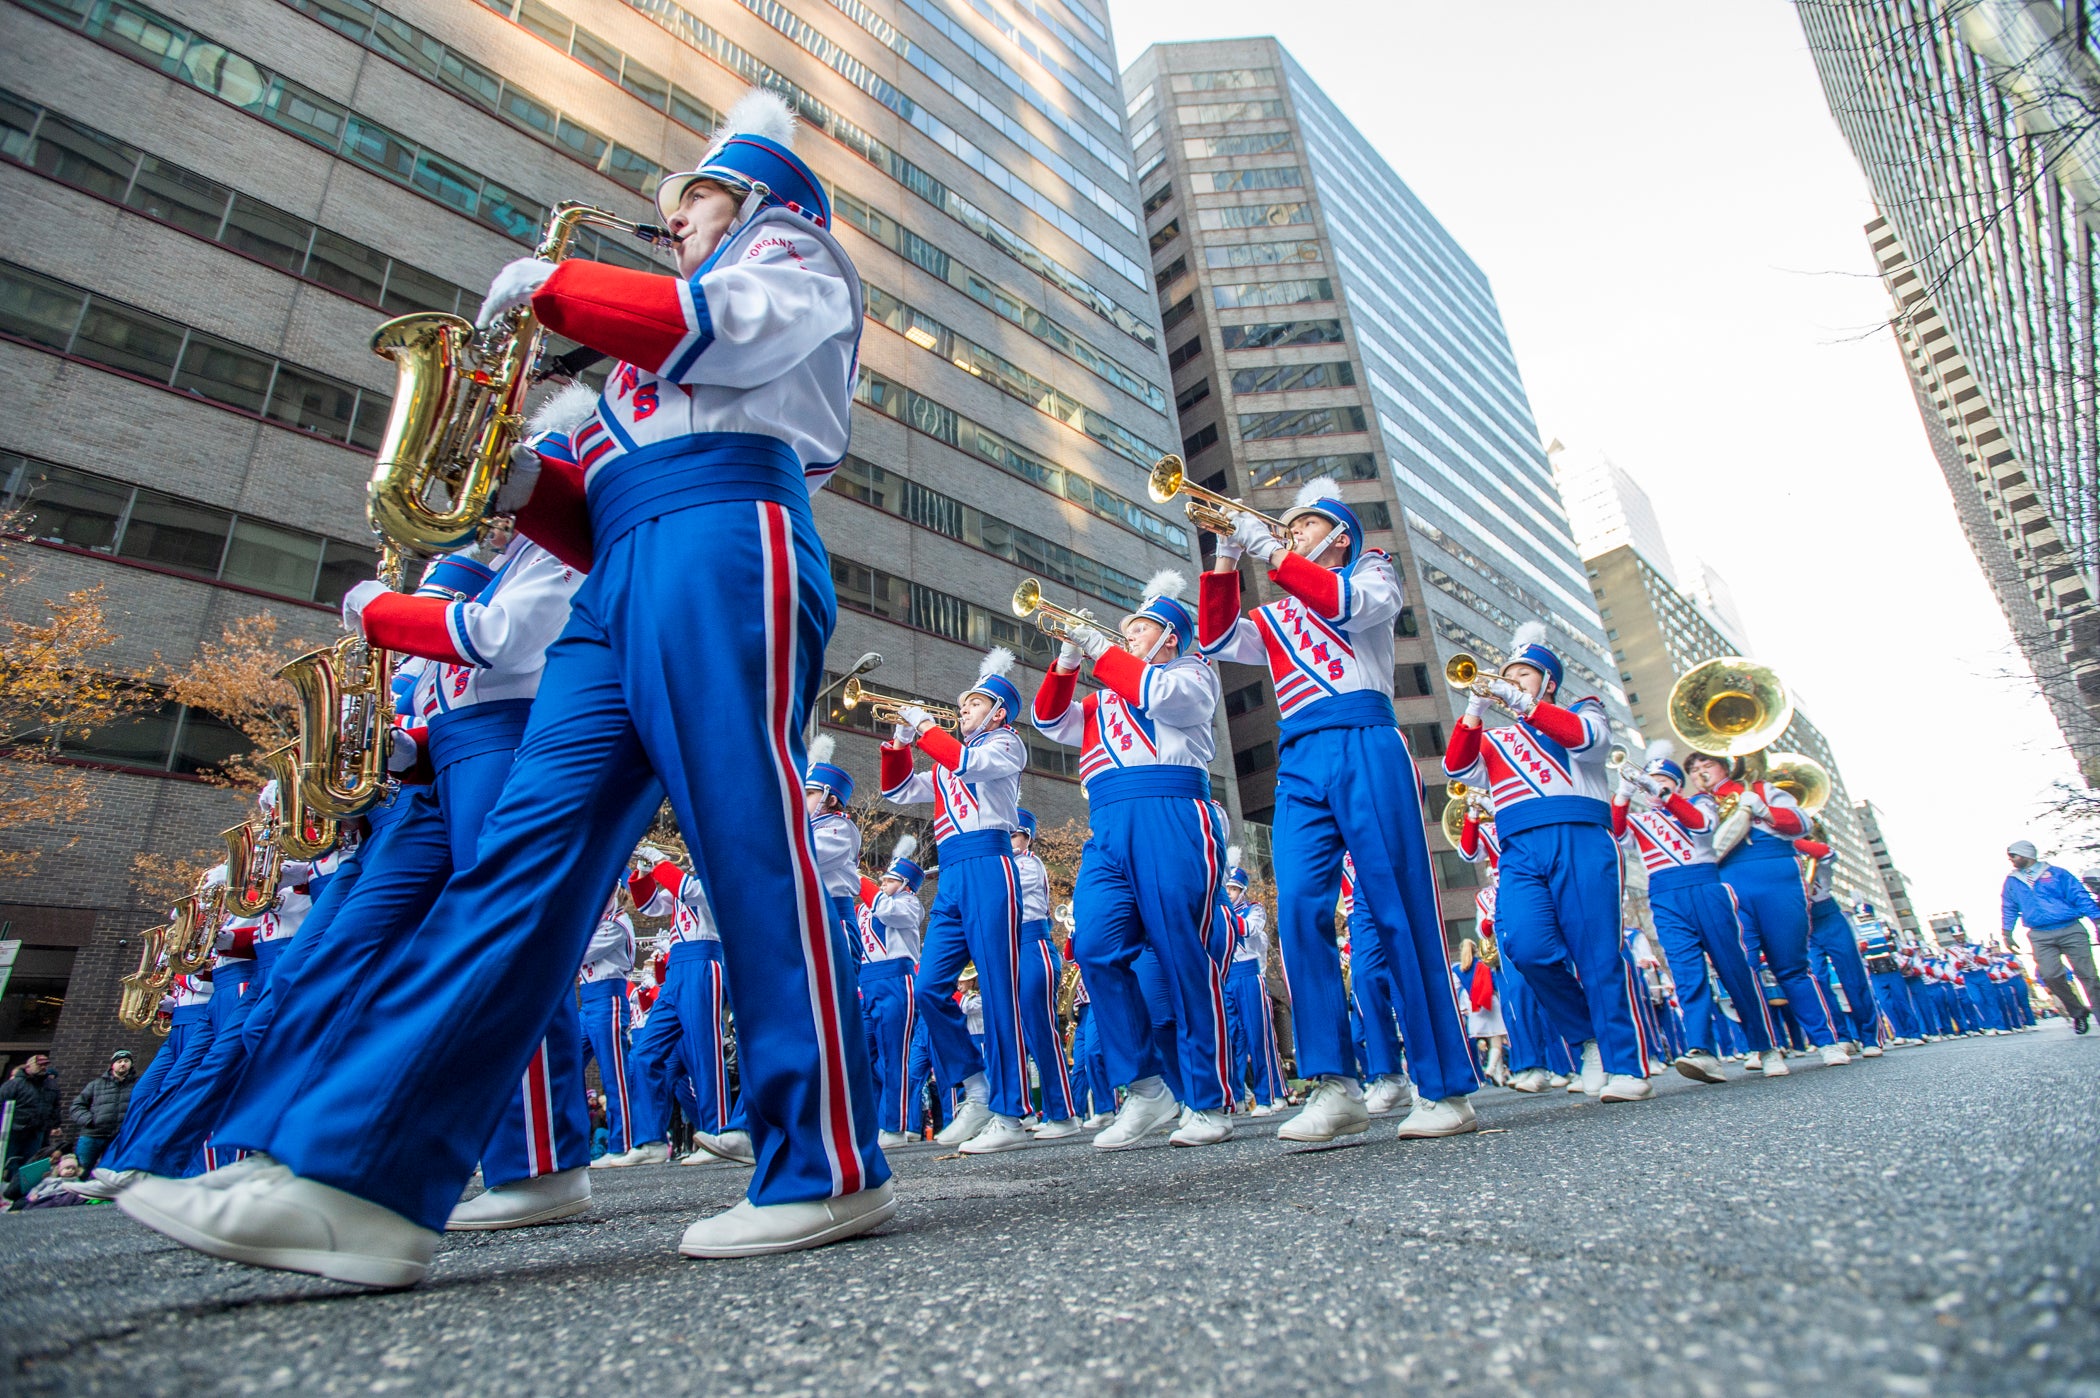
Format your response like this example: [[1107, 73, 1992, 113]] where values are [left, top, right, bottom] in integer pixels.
[[1872, 971, 1919, 1039], [1498, 820, 1649, 1075], [1271, 722, 1476, 1100], [1131, 948, 1185, 1102], [626, 997, 696, 1146], [1498, 961, 1569, 1074], [1807, 900, 1881, 1045], [1069, 1002, 1115, 1115], [101, 1003, 212, 1169], [630, 940, 737, 1141], [860, 959, 917, 1133], [1071, 790, 1231, 1111], [1348, 960, 1406, 1078], [1722, 855, 1837, 1048], [1961, 976, 2003, 1031], [223, 495, 885, 1229], [1223, 960, 1285, 1105], [110, 953, 260, 1178], [578, 980, 635, 1154], [903, 1016, 944, 1134], [1714, 989, 1748, 1055], [1650, 869, 1774, 1056], [481, 1000, 592, 1188], [1018, 924, 1075, 1120], [915, 831, 1028, 1119]]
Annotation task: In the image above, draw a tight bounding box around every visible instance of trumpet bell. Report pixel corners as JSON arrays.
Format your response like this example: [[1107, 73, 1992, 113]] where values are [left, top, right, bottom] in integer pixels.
[[1440, 797, 1469, 846], [1145, 454, 1186, 506], [1012, 578, 1043, 618], [1763, 752, 1832, 815], [841, 677, 960, 731], [1666, 657, 1792, 759]]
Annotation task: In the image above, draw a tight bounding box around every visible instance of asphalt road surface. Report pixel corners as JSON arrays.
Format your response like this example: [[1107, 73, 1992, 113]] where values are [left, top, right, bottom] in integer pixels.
[[4, 1024, 2095, 1396]]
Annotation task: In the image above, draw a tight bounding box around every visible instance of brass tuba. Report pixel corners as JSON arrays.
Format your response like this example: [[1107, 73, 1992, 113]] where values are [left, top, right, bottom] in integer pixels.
[[1763, 752, 1831, 816], [1668, 657, 1793, 858], [166, 877, 226, 977], [1146, 454, 1286, 540], [261, 741, 339, 860], [221, 817, 279, 917]]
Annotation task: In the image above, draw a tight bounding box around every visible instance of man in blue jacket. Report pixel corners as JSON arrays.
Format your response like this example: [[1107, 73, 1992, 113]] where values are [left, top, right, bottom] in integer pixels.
[[2001, 839, 2100, 1034]]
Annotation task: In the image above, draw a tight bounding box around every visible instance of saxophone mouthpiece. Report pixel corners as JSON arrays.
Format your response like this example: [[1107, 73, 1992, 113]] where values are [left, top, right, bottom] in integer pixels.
[[633, 223, 676, 248]]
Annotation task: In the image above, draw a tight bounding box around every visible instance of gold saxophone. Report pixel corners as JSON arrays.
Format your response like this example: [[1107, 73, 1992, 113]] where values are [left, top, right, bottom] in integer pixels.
[[166, 878, 227, 977], [276, 544, 405, 820], [116, 923, 173, 1031]]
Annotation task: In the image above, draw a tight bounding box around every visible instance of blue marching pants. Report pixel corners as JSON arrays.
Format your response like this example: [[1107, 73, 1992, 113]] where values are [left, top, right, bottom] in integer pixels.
[[1962, 975, 2004, 1031], [915, 830, 1028, 1119], [231, 481, 886, 1229], [101, 1002, 213, 1169], [1650, 867, 1775, 1057], [480, 997, 592, 1188], [1270, 716, 1477, 1101], [1722, 854, 1838, 1048], [1071, 781, 1231, 1111], [859, 958, 917, 1134], [1807, 899, 1881, 1045], [1017, 925, 1075, 1121], [1347, 938, 1407, 1080], [625, 994, 696, 1146], [1872, 971, 1919, 1039], [1224, 959, 1286, 1105], [1498, 819, 1649, 1076], [903, 1016, 944, 1135], [1497, 961, 1571, 1074], [114, 954, 261, 1178], [578, 980, 635, 1154], [1069, 1002, 1116, 1116], [1133, 946, 1186, 1103], [629, 940, 736, 1140]]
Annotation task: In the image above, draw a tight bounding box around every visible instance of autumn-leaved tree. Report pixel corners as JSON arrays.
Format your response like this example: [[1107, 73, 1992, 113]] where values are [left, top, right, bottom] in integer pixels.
[[159, 613, 313, 790]]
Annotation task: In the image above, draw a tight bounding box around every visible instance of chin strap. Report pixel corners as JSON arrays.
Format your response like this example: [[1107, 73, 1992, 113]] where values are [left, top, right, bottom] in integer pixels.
[[726, 180, 772, 241], [1140, 629, 1173, 664]]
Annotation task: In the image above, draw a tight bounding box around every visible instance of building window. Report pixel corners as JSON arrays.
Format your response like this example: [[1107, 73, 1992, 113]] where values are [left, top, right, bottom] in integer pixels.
[[1170, 68, 1278, 92], [1238, 407, 1367, 440], [1197, 202, 1311, 231], [1142, 185, 1173, 218], [1401, 721, 1445, 755], [1184, 131, 1294, 159], [1182, 423, 1220, 457], [1247, 453, 1378, 488], [1174, 379, 1211, 413], [1396, 662, 1433, 698], [1223, 682, 1266, 718], [1208, 166, 1301, 194], [1212, 278, 1332, 310], [1160, 294, 1196, 330], [1176, 100, 1289, 124], [1148, 218, 1181, 255], [1221, 319, 1345, 350], [1203, 239, 1321, 270], [1168, 338, 1204, 371], [1231, 362, 1356, 394], [1234, 741, 1277, 777], [1153, 255, 1187, 292]]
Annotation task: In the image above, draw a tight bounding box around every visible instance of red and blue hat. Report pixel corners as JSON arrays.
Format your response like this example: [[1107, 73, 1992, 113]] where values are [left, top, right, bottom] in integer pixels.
[[655, 89, 829, 230], [1118, 569, 1193, 653], [885, 834, 924, 891], [1279, 475, 1365, 567], [803, 733, 852, 805], [1016, 808, 1037, 840], [1501, 621, 1563, 694], [960, 647, 1021, 721]]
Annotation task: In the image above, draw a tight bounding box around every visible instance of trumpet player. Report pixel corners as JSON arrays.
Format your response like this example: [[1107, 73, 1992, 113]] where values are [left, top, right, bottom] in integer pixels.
[[1685, 752, 1850, 1067], [1010, 811, 1080, 1139], [624, 856, 749, 1167], [858, 838, 926, 1150], [1223, 859, 1287, 1115], [1032, 572, 1233, 1148], [1444, 623, 1653, 1102], [1199, 479, 1479, 1142], [882, 647, 1034, 1155], [1611, 741, 1778, 1085]]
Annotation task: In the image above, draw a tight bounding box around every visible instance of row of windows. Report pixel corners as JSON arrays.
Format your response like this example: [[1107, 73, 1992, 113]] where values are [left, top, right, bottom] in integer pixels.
[[1221, 319, 1344, 351], [1204, 239, 1321, 270], [1149, 217, 1182, 256], [1174, 378, 1209, 413], [1183, 131, 1294, 160], [1207, 166, 1301, 195], [1197, 202, 1311, 232], [617, 0, 1156, 341], [1182, 423, 1218, 458], [1244, 453, 1378, 489], [962, 0, 1115, 95], [1238, 406, 1367, 441], [0, 260, 390, 451], [57, 685, 248, 778], [830, 455, 1143, 611], [863, 285, 1165, 470], [1171, 68, 1277, 93], [1214, 278, 1334, 311], [852, 369, 1188, 552], [1231, 361, 1356, 394], [1178, 100, 1289, 125], [1, 450, 379, 605]]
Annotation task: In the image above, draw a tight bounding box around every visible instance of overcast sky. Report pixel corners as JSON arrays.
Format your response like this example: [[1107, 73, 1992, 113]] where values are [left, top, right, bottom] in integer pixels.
[[1109, 0, 2088, 940]]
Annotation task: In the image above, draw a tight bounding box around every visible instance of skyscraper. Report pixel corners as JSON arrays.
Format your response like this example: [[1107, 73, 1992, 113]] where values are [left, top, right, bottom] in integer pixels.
[[1121, 37, 1625, 939], [1856, 799, 1924, 938], [0, 0, 1187, 1069]]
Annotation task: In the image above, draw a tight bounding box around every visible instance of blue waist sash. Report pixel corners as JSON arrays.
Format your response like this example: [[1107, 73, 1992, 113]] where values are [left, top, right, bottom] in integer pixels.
[[1022, 918, 1053, 943], [937, 828, 1011, 866], [858, 956, 914, 983], [1085, 765, 1211, 806], [1719, 831, 1802, 871], [1496, 794, 1611, 838], [1278, 689, 1395, 743], [579, 977, 627, 1000], [667, 938, 718, 963], [586, 433, 808, 553], [1647, 862, 1720, 893], [427, 698, 534, 773], [169, 1002, 210, 1024]]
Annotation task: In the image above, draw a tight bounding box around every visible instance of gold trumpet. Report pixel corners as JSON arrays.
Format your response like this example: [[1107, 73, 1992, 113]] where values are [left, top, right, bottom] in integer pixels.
[[1012, 578, 1119, 647], [1146, 454, 1286, 540], [841, 678, 960, 732]]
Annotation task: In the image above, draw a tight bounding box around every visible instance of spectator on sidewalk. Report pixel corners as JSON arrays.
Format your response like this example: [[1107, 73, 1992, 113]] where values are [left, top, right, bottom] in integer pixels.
[[68, 1052, 137, 1173], [1, 1054, 60, 1180], [18, 1152, 90, 1210]]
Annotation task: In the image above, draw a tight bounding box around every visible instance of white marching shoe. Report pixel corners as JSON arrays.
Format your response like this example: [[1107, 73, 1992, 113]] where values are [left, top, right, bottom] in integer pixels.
[[690, 1130, 756, 1165], [1673, 1051, 1727, 1084], [877, 1130, 917, 1151], [1030, 1116, 1084, 1141], [1761, 1050, 1790, 1077], [1742, 1052, 1764, 1073], [1578, 1042, 1607, 1095], [1170, 1108, 1234, 1147], [1599, 1073, 1654, 1102], [445, 1166, 590, 1232], [67, 1167, 144, 1200], [1505, 1068, 1550, 1093], [1093, 1086, 1181, 1150], [1861, 1043, 1884, 1058], [119, 1164, 438, 1289], [1081, 1111, 1114, 1130], [1249, 1102, 1276, 1117], [1395, 1096, 1476, 1138], [935, 1099, 991, 1147], [958, 1115, 1033, 1154], [1363, 1074, 1415, 1117], [1819, 1043, 1852, 1067], [679, 1180, 896, 1260], [592, 1141, 669, 1169], [1277, 1077, 1369, 1144]]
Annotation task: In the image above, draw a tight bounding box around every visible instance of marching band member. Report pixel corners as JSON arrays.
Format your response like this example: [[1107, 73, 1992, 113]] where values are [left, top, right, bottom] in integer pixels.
[[858, 837, 925, 1150], [1856, 906, 1920, 1044], [1451, 938, 1507, 1084], [1688, 750, 1849, 1067], [1033, 573, 1234, 1149], [1796, 834, 1884, 1055], [1446, 623, 1652, 1102], [1223, 859, 1286, 1115], [1337, 852, 1415, 1116], [578, 890, 645, 1167], [2001, 839, 2100, 1034], [1611, 740, 1777, 1084], [1063, 909, 1117, 1127], [883, 647, 1032, 1155], [1009, 811, 1080, 1139], [805, 736, 865, 970], [124, 89, 890, 1280], [1200, 480, 1478, 1142], [628, 853, 748, 1166]]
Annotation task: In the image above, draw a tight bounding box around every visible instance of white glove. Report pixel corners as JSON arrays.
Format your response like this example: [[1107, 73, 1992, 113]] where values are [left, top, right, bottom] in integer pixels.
[[889, 723, 916, 746], [1616, 777, 1638, 803], [279, 859, 314, 886], [1214, 533, 1244, 566], [341, 579, 389, 633], [898, 705, 934, 732], [496, 442, 543, 514], [1057, 637, 1084, 671], [476, 257, 558, 329], [1231, 511, 1284, 565], [1739, 790, 1767, 816], [636, 845, 668, 866], [1487, 678, 1535, 715], [1077, 625, 1115, 661], [386, 728, 420, 773], [1465, 692, 1491, 720]]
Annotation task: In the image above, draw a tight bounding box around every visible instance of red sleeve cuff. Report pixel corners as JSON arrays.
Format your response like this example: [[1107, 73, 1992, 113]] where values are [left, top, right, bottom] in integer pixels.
[[879, 743, 915, 792], [1444, 723, 1483, 771], [533, 260, 693, 371], [361, 594, 466, 665], [1090, 646, 1147, 706], [650, 861, 686, 896], [1459, 815, 1480, 855], [915, 726, 964, 771], [1793, 839, 1832, 858], [1033, 667, 1079, 723], [1270, 551, 1341, 617], [1664, 794, 1707, 830], [1525, 702, 1585, 747], [859, 875, 878, 906], [513, 453, 594, 572], [627, 871, 660, 906], [1198, 570, 1243, 647], [1609, 802, 1629, 837]]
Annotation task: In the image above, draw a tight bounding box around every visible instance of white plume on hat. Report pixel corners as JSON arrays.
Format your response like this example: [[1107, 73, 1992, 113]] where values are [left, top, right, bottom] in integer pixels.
[[1292, 476, 1341, 510], [891, 833, 918, 863], [1141, 569, 1188, 603], [806, 733, 835, 766], [976, 646, 1017, 682], [1227, 844, 1244, 868], [527, 380, 600, 437], [706, 88, 797, 162], [1644, 738, 1676, 765], [1509, 621, 1549, 653]]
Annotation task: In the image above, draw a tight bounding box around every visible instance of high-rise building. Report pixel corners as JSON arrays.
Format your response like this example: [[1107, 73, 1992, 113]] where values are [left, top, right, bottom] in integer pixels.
[[1800, 2, 2099, 750], [1121, 37, 1625, 942], [1583, 543, 1882, 909], [1549, 440, 1678, 587], [0, 0, 1191, 1071], [1855, 799, 1924, 938], [1866, 214, 2100, 783]]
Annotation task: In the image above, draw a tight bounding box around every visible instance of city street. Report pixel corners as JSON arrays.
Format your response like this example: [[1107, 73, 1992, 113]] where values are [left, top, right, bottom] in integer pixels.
[[4, 1026, 2094, 1396]]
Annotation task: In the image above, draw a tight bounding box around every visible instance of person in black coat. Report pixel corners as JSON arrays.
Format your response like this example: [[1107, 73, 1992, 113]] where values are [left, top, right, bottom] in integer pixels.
[[68, 1052, 136, 1173], [1, 1054, 60, 1178]]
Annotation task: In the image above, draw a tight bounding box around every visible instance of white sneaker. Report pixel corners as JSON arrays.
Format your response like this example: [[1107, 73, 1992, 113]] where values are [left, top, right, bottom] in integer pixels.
[[1081, 1112, 1114, 1130], [1546, 1074, 1570, 1089], [66, 1169, 142, 1200], [1566, 1076, 1586, 1093], [958, 1115, 1033, 1154], [591, 1141, 669, 1169], [1673, 1051, 1727, 1084], [678, 1181, 896, 1259], [119, 1165, 438, 1289], [676, 1148, 720, 1166], [1762, 1051, 1790, 1077], [877, 1131, 916, 1150], [1861, 1044, 1884, 1058], [445, 1167, 590, 1231], [1506, 1068, 1551, 1094], [690, 1131, 754, 1165], [1170, 1109, 1234, 1147], [1599, 1074, 1654, 1102], [1093, 1088, 1181, 1150], [1277, 1078, 1370, 1144], [1249, 1102, 1276, 1117], [1819, 1043, 1852, 1066], [1743, 1052, 1764, 1073], [1363, 1075, 1415, 1116], [935, 1100, 991, 1147], [1578, 1042, 1606, 1095], [1395, 1096, 1477, 1138], [1030, 1116, 1083, 1141]]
